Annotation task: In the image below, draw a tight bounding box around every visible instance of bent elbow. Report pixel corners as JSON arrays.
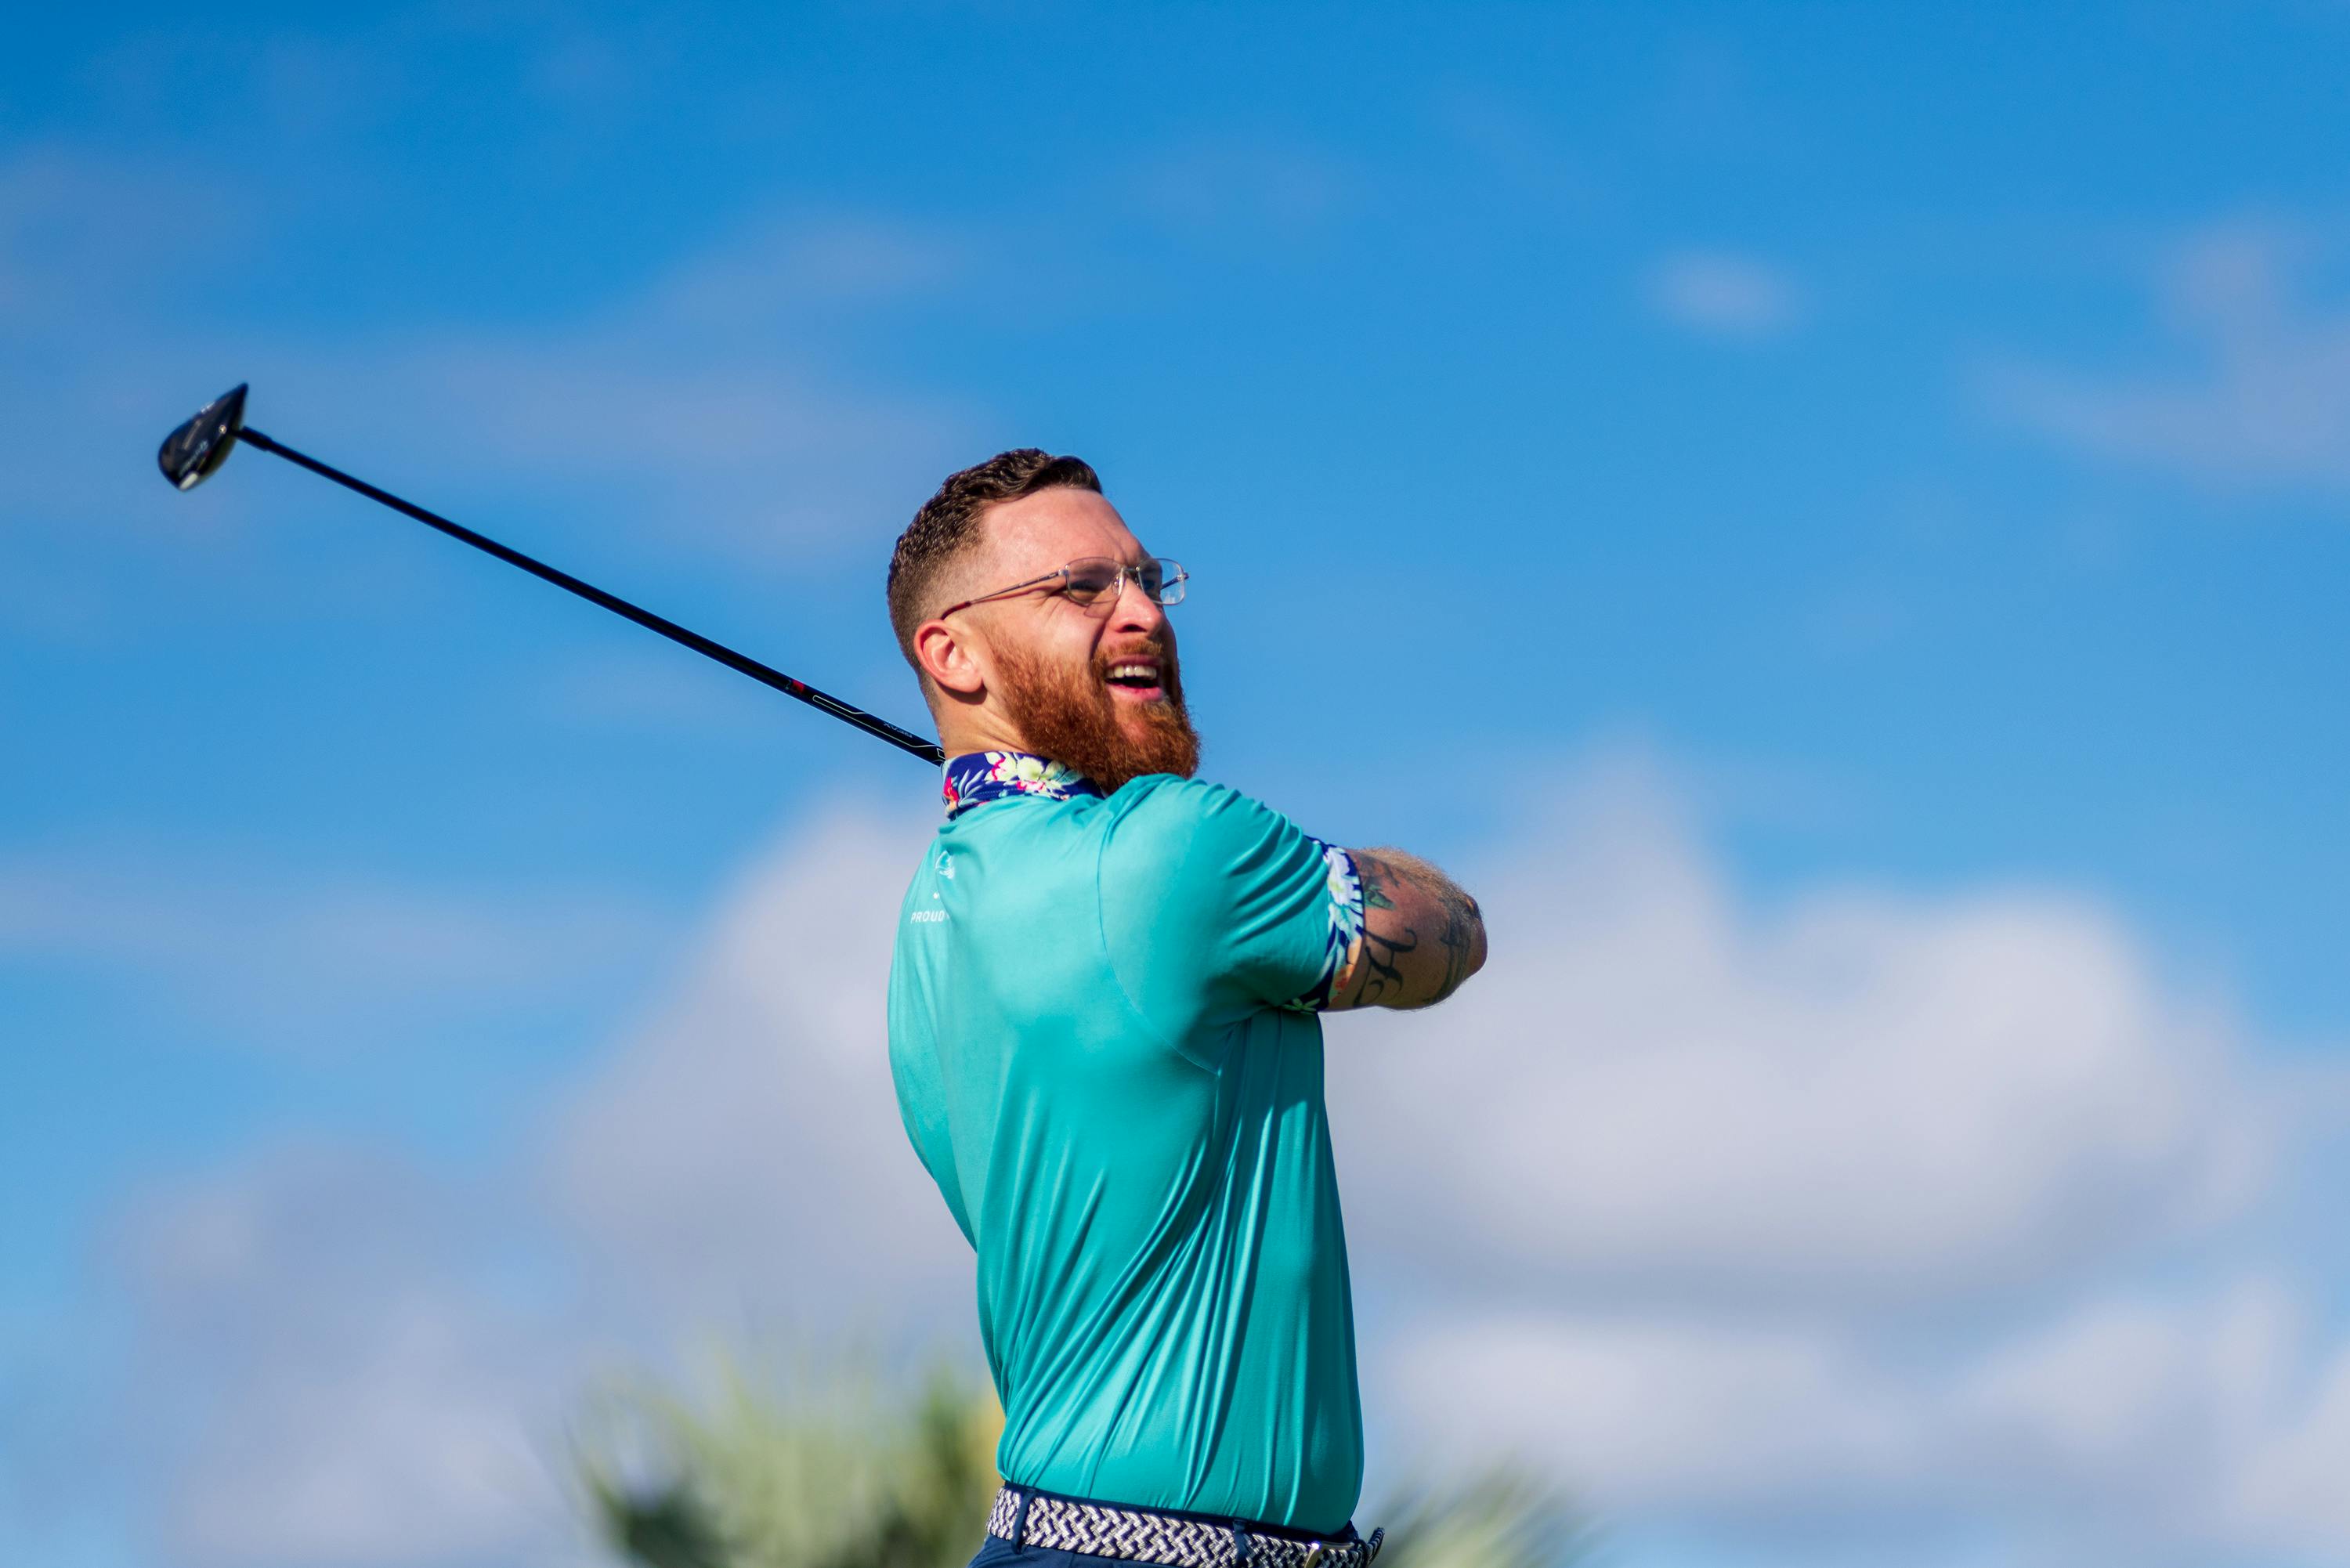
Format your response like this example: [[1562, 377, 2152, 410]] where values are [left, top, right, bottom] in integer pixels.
[[1425, 893, 1487, 1006], [1454, 920, 1490, 998]]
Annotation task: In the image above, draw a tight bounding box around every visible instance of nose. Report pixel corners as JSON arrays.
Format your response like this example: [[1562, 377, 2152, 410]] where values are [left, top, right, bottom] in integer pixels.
[[1106, 569, 1170, 638]]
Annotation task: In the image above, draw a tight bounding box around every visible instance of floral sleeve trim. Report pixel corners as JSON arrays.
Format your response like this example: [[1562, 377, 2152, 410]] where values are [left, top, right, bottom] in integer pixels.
[[1281, 838, 1366, 1013]]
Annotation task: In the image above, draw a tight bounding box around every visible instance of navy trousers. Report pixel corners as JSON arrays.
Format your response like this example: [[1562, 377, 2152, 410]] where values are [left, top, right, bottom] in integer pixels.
[[969, 1534, 1159, 1568]]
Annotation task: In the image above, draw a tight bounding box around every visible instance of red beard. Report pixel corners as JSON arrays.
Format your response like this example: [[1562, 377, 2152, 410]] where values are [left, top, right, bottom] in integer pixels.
[[993, 641, 1201, 792]]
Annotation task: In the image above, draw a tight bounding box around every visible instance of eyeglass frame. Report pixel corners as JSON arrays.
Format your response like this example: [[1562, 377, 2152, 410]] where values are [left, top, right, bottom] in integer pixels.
[[934, 555, 1188, 620]]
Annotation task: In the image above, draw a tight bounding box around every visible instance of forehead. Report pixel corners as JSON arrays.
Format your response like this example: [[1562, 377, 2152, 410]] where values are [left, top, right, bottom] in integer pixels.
[[978, 486, 1147, 573]]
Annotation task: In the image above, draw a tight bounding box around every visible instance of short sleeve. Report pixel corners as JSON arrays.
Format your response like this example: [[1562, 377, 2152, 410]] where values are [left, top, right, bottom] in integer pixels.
[[1097, 779, 1367, 1054]]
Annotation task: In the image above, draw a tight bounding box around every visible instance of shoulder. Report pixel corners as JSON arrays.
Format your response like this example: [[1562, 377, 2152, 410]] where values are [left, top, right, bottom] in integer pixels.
[[1101, 775, 1300, 853], [1098, 775, 1325, 907]]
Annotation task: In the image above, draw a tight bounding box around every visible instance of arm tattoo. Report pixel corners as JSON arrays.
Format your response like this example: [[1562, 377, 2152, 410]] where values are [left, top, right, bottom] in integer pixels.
[[1341, 854, 1412, 1006], [1342, 851, 1484, 1009]]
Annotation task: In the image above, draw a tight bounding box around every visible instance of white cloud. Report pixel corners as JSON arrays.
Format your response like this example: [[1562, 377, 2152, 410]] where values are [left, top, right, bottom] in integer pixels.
[[168, 1292, 569, 1568], [1994, 218, 2350, 490], [1384, 1279, 2350, 1560], [1956, 1282, 2294, 1488], [2229, 1337, 2350, 1553], [1331, 756, 2266, 1308], [112, 1147, 591, 1568], [1647, 251, 1802, 340], [542, 802, 973, 1331], [1388, 1312, 1921, 1514]]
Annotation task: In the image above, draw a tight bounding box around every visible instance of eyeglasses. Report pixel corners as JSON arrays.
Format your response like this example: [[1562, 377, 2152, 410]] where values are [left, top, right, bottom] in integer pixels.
[[936, 555, 1188, 620]]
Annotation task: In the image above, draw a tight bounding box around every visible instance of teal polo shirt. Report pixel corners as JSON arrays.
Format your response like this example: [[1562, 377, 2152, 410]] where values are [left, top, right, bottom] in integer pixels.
[[885, 758, 1368, 1533]]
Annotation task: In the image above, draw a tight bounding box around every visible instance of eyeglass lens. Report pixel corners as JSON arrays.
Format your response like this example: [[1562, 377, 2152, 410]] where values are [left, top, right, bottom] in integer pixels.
[[1063, 558, 1183, 605]]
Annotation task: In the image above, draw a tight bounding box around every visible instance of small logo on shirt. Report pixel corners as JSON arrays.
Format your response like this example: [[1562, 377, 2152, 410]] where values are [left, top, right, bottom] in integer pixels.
[[935, 851, 956, 879], [909, 909, 948, 924]]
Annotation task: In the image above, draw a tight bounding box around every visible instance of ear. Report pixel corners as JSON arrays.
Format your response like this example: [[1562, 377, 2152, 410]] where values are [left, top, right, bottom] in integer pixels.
[[913, 616, 987, 699]]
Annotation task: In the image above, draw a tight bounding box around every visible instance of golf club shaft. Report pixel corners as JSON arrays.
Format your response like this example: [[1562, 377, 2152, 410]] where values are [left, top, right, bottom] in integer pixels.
[[234, 426, 945, 765]]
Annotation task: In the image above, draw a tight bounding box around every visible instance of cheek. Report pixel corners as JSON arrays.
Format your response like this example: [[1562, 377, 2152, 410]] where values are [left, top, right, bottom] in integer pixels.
[[989, 612, 1097, 684], [1042, 615, 1105, 673]]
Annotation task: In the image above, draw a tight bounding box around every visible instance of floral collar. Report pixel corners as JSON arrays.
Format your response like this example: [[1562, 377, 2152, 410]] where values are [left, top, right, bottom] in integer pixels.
[[942, 750, 1104, 818]]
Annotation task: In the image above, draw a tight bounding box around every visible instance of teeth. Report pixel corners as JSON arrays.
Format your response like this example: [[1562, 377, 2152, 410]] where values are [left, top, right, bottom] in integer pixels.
[[1108, 663, 1157, 681]]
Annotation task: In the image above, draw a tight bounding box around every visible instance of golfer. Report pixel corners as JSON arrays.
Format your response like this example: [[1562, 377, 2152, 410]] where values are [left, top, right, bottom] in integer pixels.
[[885, 451, 1488, 1568]]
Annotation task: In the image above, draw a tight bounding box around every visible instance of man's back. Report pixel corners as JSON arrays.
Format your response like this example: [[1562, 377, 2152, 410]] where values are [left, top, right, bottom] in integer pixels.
[[886, 766, 1365, 1533]]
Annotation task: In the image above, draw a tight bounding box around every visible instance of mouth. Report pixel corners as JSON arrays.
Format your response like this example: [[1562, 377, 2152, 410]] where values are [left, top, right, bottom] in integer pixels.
[[1101, 656, 1169, 704]]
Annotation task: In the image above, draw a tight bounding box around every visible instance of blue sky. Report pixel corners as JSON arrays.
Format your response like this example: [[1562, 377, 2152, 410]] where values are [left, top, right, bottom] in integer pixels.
[[5, 5, 2349, 1566]]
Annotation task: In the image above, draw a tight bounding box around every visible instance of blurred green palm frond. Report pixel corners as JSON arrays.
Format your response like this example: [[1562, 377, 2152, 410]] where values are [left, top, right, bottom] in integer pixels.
[[1372, 1470, 1595, 1568], [573, 1350, 1589, 1568], [573, 1350, 1003, 1568]]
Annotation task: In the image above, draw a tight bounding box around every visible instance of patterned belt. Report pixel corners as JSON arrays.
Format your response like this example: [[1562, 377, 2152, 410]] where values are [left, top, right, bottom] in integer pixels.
[[986, 1485, 1383, 1568]]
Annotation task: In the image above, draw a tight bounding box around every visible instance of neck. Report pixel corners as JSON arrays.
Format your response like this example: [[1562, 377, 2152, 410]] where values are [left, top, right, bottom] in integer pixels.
[[931, 703, 1030, 762]]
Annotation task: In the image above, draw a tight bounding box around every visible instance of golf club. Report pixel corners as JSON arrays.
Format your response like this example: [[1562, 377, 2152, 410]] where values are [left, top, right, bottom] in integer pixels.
[[157, 384, 945, 765]]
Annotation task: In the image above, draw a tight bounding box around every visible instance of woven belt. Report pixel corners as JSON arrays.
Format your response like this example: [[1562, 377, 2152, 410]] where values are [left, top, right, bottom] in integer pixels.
[[986, 1485, 1383, 1568]]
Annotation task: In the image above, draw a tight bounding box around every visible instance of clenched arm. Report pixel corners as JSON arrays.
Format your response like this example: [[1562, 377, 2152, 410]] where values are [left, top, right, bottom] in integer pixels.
[[1325, 847, 1487, 1011]]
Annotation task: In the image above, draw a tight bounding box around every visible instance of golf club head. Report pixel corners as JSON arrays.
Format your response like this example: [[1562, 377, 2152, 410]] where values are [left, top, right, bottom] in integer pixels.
[[157, 383, 249, 492]]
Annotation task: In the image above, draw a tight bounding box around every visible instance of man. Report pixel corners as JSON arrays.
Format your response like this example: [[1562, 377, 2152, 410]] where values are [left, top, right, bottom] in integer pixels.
[[884, 450, 1488, 1568]]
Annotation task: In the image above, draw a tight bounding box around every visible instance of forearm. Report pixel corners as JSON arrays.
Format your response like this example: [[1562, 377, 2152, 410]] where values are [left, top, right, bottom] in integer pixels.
[[1330, 847, 1487, 1010]]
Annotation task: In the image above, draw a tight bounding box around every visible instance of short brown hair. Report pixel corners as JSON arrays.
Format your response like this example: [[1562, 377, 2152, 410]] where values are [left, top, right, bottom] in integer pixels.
[[886, 449, 1102, 670]]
